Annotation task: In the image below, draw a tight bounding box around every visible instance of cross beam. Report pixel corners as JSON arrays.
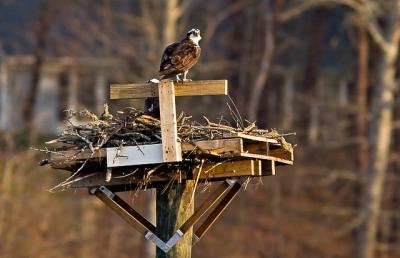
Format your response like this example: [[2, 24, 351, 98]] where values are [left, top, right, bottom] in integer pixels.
[[109, 80, 228, 163], [110, 80, 228, 99]]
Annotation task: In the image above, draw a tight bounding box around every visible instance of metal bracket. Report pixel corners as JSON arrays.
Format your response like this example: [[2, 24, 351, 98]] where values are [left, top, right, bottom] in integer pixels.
[[225, 176, 248, 186], [145, 232, 169, 252], [88, 187, 97, 195], [165, 229, 184, 252], [225, 178, 236, 186], [99, 186, 115, 198]]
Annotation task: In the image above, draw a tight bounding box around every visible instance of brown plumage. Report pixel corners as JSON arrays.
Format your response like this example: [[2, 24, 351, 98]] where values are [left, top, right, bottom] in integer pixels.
[[159, 28, 202, 81]]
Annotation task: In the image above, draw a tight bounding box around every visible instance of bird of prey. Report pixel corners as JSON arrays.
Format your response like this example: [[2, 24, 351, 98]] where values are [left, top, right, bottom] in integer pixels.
[[159, 28, 202, 82]]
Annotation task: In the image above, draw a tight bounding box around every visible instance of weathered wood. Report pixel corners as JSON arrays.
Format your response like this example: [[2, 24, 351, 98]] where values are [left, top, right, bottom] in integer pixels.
[[110, 80, 228, 99], [50, 137, 293, 174], [50, 148, 106, 162], [243, 142, 268, 155], [95, 189, 155, 235], [156, 179, 195, 258], [268, 146, 294, 162], [239, 153, 293, 165], [193, 160, 260, 179], [181, 138, 243, 155], [194, 181, 242, 243], [72, 160, 274, 188], [108, 190, 156, 233], [72, 169, 184, 188], [223, 132, 279, 143], [179, 181, 231, 233], [159, 81, 182, 163]]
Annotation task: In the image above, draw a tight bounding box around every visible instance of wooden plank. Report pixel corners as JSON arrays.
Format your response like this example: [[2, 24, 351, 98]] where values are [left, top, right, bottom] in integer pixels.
[[50, 148, 106, 162], [110, 83, 158, 99], [110, 80, 228, 99], [193, 160, 258, 179], [179, 182, 231, 234], [222, 132, 278, 143], [193, 181, 242, 243], [181, 138, 243, 156], [173, 80, 227, 97], [243, 141, 269, 155], [95, 190, 153, 235], [159, 80, 182, 163], [70, 160, 277, 188], [111, 192, 157, 233], [239, 152, 293, 165], [50, 140, 292, 173], [72, 168, 184, 188], [268, 146, 294, 161], [106, 144, 167, 167]]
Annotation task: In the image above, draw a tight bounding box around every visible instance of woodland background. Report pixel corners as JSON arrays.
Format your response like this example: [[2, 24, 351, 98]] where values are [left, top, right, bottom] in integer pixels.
[[1, 0, 400, 258]]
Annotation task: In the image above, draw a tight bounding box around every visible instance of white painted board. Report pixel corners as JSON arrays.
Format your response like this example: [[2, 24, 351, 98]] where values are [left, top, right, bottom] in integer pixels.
[[107, 144, 167, 168]]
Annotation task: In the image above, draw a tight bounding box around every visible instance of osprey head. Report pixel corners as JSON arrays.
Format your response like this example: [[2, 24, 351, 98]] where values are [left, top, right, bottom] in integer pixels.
[[187, 28, 201, 45]]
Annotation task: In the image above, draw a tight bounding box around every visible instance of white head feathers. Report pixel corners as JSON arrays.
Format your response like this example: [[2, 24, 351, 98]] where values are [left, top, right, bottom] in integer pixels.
[[187, 28, 201, 45]]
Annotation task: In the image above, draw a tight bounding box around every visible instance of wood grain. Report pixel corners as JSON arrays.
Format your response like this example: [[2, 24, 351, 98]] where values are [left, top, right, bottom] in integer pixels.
[[181, 138, 243, 155], [193, 160, 259, 179], [110, 80, 228, 99], [159, 80, 182, 162], [156, 179, 194, 258]]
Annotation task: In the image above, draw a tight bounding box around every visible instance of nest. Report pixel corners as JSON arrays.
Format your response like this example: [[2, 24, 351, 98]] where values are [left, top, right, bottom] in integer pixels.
[[37, 104, 293, 191], [45, 104, 291, 152]]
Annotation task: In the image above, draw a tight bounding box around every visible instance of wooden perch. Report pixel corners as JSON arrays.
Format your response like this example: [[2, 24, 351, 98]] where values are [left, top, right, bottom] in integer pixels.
[[110, 80, 228, 99]]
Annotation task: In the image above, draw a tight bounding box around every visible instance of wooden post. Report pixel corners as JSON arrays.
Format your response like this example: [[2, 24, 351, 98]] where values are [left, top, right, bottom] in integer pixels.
[[158, 81, 182, 162], [156, 179, 195, 258]]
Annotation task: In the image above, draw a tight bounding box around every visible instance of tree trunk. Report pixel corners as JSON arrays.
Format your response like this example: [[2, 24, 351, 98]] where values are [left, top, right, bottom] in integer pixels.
[[238, 5, 255, 110], [156, 180, 195, 258], [247, 0, 274, 121], [281, 73, 294, 130], [302, 8, 326, 90], [23, 0, 49, 144], [95, 73, 106, 114], [356, 27, 369, 174], [359, 48, 397, 258], [163, 0, 180, 47]]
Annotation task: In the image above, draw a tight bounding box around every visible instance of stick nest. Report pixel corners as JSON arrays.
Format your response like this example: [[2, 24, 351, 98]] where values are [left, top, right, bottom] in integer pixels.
[[37, 104, 293, 192], [45, 104, 291, 152]]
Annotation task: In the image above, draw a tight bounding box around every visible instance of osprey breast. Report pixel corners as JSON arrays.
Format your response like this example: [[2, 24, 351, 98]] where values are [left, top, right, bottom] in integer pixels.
[[159, 39, 201, 79]]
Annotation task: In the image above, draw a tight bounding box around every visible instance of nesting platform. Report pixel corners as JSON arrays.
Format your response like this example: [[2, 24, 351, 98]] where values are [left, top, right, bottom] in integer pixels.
[[48, 131, 293, 190], [42, 80, 294, 253]]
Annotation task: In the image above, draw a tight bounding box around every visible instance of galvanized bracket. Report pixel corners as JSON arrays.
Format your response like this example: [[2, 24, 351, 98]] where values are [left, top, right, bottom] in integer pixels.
[[145, 232, 169, 252]]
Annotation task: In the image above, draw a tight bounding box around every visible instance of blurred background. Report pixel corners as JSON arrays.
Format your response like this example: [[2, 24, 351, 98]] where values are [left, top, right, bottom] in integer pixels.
[[1, 0, 400, 258]]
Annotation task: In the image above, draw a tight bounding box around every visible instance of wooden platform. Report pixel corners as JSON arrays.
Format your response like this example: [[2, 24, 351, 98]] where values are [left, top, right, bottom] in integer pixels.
[[48, 134, 293, 189]]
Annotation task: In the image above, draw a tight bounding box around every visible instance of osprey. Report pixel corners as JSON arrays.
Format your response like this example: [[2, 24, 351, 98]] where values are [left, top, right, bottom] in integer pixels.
[[159, 28, 202, 81]]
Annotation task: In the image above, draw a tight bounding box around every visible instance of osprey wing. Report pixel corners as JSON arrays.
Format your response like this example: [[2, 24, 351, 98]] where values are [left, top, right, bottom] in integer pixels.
[[170, 41, 201, 71], [160, 42, 179, 72]]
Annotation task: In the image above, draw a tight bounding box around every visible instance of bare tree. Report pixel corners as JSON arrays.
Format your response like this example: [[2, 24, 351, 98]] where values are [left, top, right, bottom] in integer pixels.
[[22, 0, 50, 144], [247, 0, 275, 121], [356, 26, 369, 174], [280, 1, 400, 258]]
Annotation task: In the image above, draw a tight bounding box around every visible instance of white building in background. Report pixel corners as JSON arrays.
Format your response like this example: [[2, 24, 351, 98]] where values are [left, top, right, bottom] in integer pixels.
[[0, 56, 125, 134]]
